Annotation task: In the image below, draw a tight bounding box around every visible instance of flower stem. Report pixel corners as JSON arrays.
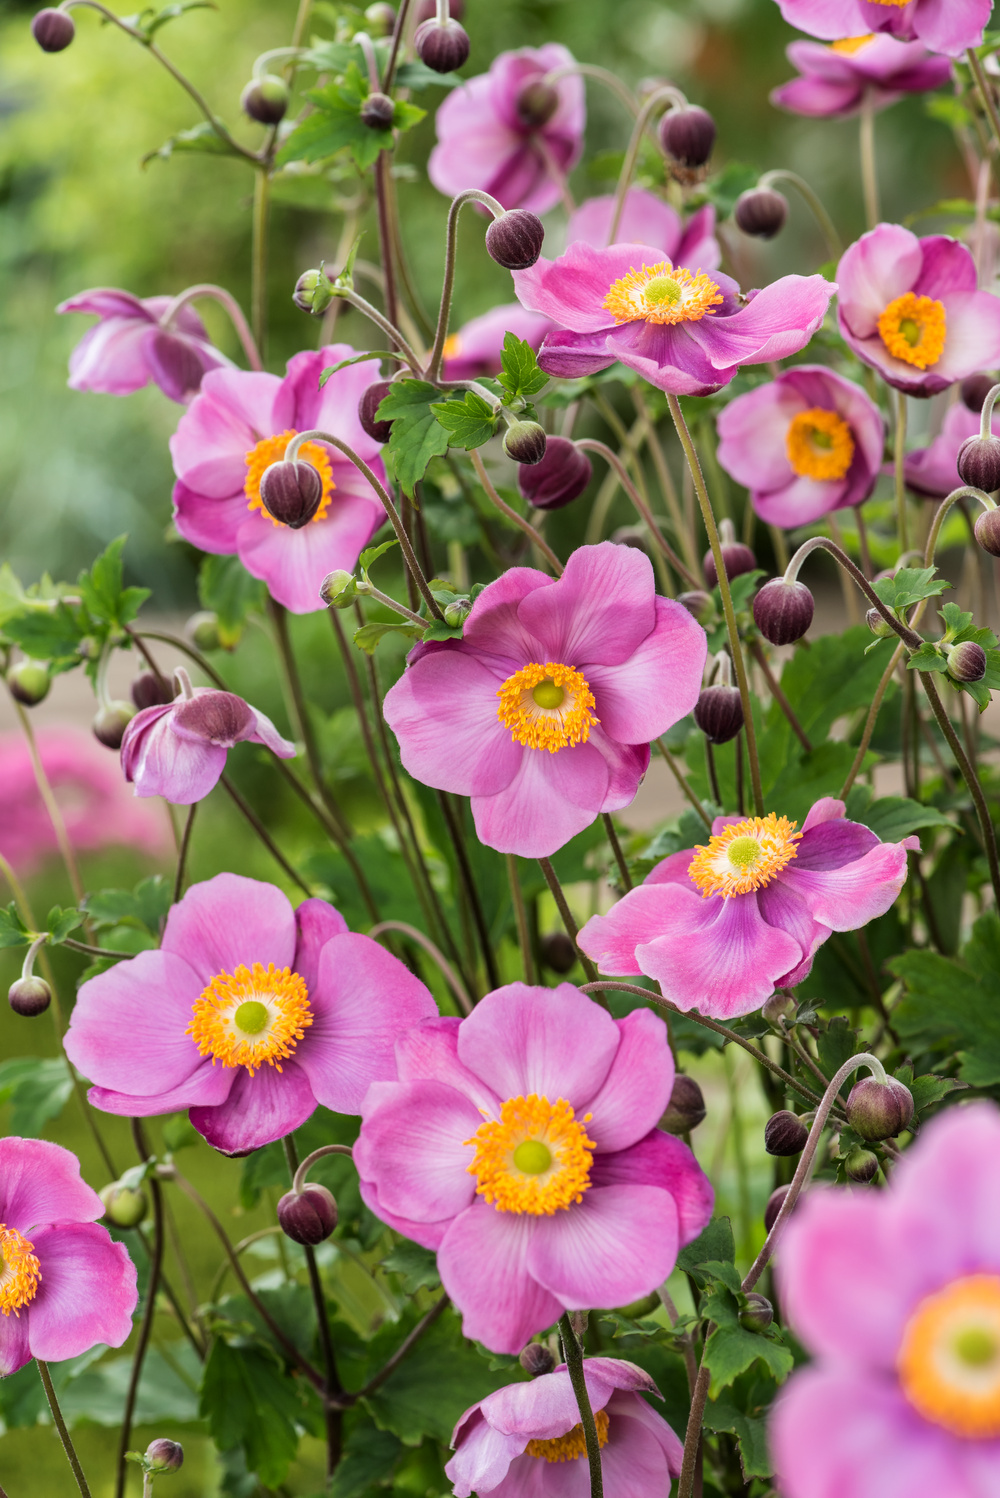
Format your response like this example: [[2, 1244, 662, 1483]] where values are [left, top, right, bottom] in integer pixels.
[[602, 814, 632, 890], [438, 792, 501, 990], [368, 920, 472, 1014], [538, 859, 600, 984], [758, 170, 842, 259], [783, 535, 922, 648], [748, 642, 812, 753], [282, 1137, 343, 1473], [967, 47, 1000, 159], [380, 0, 414, 93], [607, 85, 685, 243], [893, 388, 909, 554], [172, 803, 197, 905], [374, 150, 400, 349], [10, 697, 85, 907], [920, 672, 1000, 908], [839, 642, 904, 797], [36, 1360, 93, 1498], [558, 1314, 604, 1498], [159, 283, 262, 370], [654, 740, 713, 831], [574, 438, 700, 588], [358, 1294, 450, 1397], [469, 449, 564, 575], [506, 854, 537, 984], [220, 773, 312, 896], [269, 598, 355, 836], [859, 91, 879, 229], [428, 189, 506, 379], [115, 1123, 165, 1498]]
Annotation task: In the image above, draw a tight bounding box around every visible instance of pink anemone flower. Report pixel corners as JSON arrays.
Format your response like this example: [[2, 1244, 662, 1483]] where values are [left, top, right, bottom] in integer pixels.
[[578, 798, 916, 1020], [567, 187, 721, 271], [716, 365, 885, 526], [428, 44, 585, 216], [772, 0, 991, 58], [447, 1357, 683, 1497], [513, 243, 835, 396], [382, 542, 707, 859], [771, 35, 951, 118], [355, 983, 714, 1354], [836, 225, 1000, 398], [170, 345, 386, 615], [0, 1137, 137, 1375], [772, 1102, 1000, 1497], [64, 874, 438, 1155], [443, 303, 553, 383], [58, 289, 232, 403], [905, 399, 990, 498]]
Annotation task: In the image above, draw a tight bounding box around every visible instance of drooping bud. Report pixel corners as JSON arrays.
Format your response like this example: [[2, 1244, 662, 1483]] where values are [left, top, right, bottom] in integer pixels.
[[761, 992, 796, 1027], [145, 1439, 184, 1473], [6, 661, 51, 706], [676, 590, 714, 626], [947, 640, 987, 683], [185, 611, 221, 653], [358, 380, 394, 443], [172, 691, 255, 745], [100, 1183, 149, 1229], [540, 931, 576, 974], [764, 1109, 809, 1157], [365, 2, 399, 33], [658, 105, 716, 169], [277, 1184, 338, 1245], [764, 1186, 789, 1233], [360, 91, 396, 129], [31, 7, 75, 51], [693, 684, 743, 745], [753, 579, 814, 646], [659, 1074, 706, 1135], [739, 1293, 774, 1332], [734, 186, 788, 240], [443, 597, 473, 627], [703, 541, 756, 589], [414, 17, 470, 73], [485, 210, 545, 270], [259, 460, 324, 529], [519, 1343, 556, 1377], [130, 671, 175, 711], [961, 373, 996, 413], [503, 420, 547, 465], [844, 1146, 879, 1184], [293, 268, 334, 317], [320, 570, 360, 610], [93, 701, 136, 750], [957, 433, 1000, 492], [241, 76, 290, 125], [846, 1077, 914, 1141], [8, 976, 52, 1017], [516, 80, 560, 129], [517, 437, 591, 510], [974, 507, 1000, 557], [866, 606, 893, 639]]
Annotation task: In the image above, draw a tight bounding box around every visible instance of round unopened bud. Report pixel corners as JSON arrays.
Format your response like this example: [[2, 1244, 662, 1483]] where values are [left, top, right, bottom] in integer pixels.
[[974, 506, 1000, 558], [962, 373, 997, 413], [8, 976, 52, 1017], [130, 671, 175, 711], [186, 611, 221, 653], [844, 1146, 879, 1184], [259, 460, 324, 529], [866, 606, 893, 639], [734, 186, 788, 239], [100, 1183, 148, 1229], [31, 7, 75, 51], [145, 1439, 184, 1473], [516, 80, 560, 129], [93, 701, 136, 750], [846, 1077, 914, 1141], [519, 1343, 556, 1377], [360, 91, 396, 129], [6, 661, 51, 706], [443, 597, 472, 627], [241, 75, 289, 125], [414, 17, 470, 72], [541, 931, 577, 974], [658, 105, 716, 169], [753, 578, 814, 646], [277, 1184, 338, 1245], [358, 380, 394, 444], [486, 210, 545, 270], [958, 434, 1000, 492], [739, 1293, 773, 1332], [764, 1186, 789, 1233], [764, 1109, 809, 1157], [693, 684, 744, 745], [503, 420, 547, 466], [659, 1074, 706, 1135], [677, 590, 714, 626], [364, 2, 399, 34], [703, 542, 756, 589], [293, 268, 334, 317], [761, 991, 796, 1027], [517, 437, 591, 510], [947, 640, 987, 683], [320, 570, 359, 609]]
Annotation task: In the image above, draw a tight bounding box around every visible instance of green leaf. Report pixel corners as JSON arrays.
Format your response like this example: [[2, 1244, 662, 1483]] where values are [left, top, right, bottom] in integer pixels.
[[892, 912, 1000, 1086], [328, 1419, 402, 1498], [78, 536, 150, 628], [0, 903, 32, 949], [0, 1057, 74, 1135], [676, 1216, 735, 1275], [498, 332, 549, 401], [353, 620, 424, 655], [124, 0, 216, 41], [853, 795, 955, 843], [703, 1321, 794, 1396], [939, 602, 974, 638], [381, 1242, 441, 1293], [359, 538, 399, 575], [873, 566, 950, 610], [393, 59, 463, 90], [703, 1398, 772, 1479], [84, 876, 171, 937], [701, 161, 760, 218], [816, 1016, 858, 1093], [378, 380, 452, 494], [199, 1339, 306, 1488], [908, 1073, 962, 1116], [278, 66, 424, 171], [197, 554, 267, 650], [907, 641, 948, 674], [46, 906, 83, 944], [2, 602, 83, 671], [430, 393, 500, 451], [143, 120, 238, 165]]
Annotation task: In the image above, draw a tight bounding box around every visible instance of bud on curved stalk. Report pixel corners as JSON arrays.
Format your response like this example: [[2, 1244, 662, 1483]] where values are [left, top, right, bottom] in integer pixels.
[[185, 611, 221, 653], [485, 210, 545, 270], [358, 380, 394, 443], [519, 1343, 556, 1377], [517, 437, 591, 510], [93, 701, 136, 750], [503, 420, 547, 465], [293, 268, 335, 316], [947, 640, 987, 683], [540, 931, 576, 974], [145, 1439, 184, 1473], [961, 373, 996, 413], [100, 1182, 149, 1229], [866, 606, 893, 639], [844, 1146, 880, 1183], [320, 570, 360, 609], [764, 1185, 789, 1232], [443, 596, 473, 627], [241, 75, 290, 125], [693, 683, 743, 745], [365, 2, 398, 32], [764, 1109, 809, 1157], [846, 1077, 914, 1141], [753, 578, 815, 646], [31, 7, 75, 51], [360, 91, 396, 129], [676, 590, 714, 625], [277, 1183, 338, 1245], [761, 991, 796, 1027], [739, 1293, 773, 1331], [973, 503, 1000, 557], [703, 522, 756, 588], [658, 104, 716, 169], [659, 1074, 706, 1134], [6, 660, 51, 706], [259, 460, 324, 529], [957, 434, 1000, 492], [415, 17, 471, 72], [130, 670, 175, 711], [516, 80, 560, 128], [8, 976, 52, 1017], [735, 186, 788, 239]]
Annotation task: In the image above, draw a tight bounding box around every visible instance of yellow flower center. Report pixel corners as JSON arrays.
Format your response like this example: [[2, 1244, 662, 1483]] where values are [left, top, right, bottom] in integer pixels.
[[0, 1224, 41, 1317], [877, 293, 947, 371], [497, 662, 598, 753], [466, 1094, 595, 1215], [603, 259, 724, 327], [688, 814, 801, 899], [527, 1408, 610, 1462], [898, 1275, 1000, 1439], [245, 430, 336, 527], [786, 408, 856, 481], [186, 962, 313, 1076], [441, 333, 462, 360], [831, 34, 876, 51]]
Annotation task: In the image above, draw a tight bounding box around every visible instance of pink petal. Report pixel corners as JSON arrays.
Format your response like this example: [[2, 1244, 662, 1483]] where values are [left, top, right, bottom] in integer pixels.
[[716, 379, 806, 493], [775, 0, 876, 45], [171, 481, 248, 555], [932, 289, 1000, 383], [278, 346, 384, 462], [160, 873, 297, 985], [914, 235, 978, 298], [527, 1183, 679, 1309], [358, 1175, 451, 1252], [567, 189, 682, 256], [777, 839, 910, 930], [676, 204, 721, 272], [66, 318, 157, 395], [461, 565, 553, 662], [437, 1203, 564, 1354], [518, 542, 658, 669], [801, 795, 846, 833], [58, 288, 153, 321], [126, 711, 228, 804], [604, 1388, 684, 1477], [585, 596, 706, 743], [836, 224, 923, 341], [0, 1308, 31, 1376], [590, 1129, 714, 1247], [355, 1078, 480, 1223], [235, 494, 382, 615], [513, 242, 667, 334], [169, 368, 281, 496], [752, 473, 848, 528], [190, 1059, 317, 1154], [87, 1058, 234, 1117], [394, 1016, 503, 1115], [28, 1223, 137, 1361], [583, 1009, 674, 1153], [757, 878, 830, 979], [292, 898, 349, 994], [446, 1409, 525, 1497], [605, 320, 727, 396], [890, 1103, 1000, 1290], [470, 741, 609, 859], [578, 885, 668, 978], [536, 328, 617, 380], [691, 275, 836, 369], [795, 816, 879, 868], [0, 1139, 104, 1234], [248, 706, 296, 759]]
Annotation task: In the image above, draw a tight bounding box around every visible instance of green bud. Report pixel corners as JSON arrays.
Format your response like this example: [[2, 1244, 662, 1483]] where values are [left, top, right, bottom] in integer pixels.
[[6, 661, 51, 706], [443, 597, 472, 627], [293, 268, 335, 316], [185, 611, 221, 653], [320, 570, 359, 609], [100, 1183, 148, 1229]]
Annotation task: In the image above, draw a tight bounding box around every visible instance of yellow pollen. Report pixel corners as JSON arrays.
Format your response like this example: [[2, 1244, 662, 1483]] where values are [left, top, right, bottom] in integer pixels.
[[442, 333, 462, 361], [497, 662, 598, 753], [603, 259, 724, 327], [688, 814, 801, 899], [898, 1275, 1000, 1439], [0, 1225, 41, 1317], [527, 1409, 610, 1462], [831, 34, 876, 51], [466, 1095, 595, 1215], [245, 430, 336, 526], [786, 408, 855, 482], [186, 963, 313, 1076], [877, 293, 947, 371]]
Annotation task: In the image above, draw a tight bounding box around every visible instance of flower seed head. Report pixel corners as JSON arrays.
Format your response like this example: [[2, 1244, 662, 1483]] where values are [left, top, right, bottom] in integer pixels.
[[130, 671, 175, 711], [360, 91, 396, 129], [961, 373, 997, 413], [486, 210, 545, 270], [8, 976, 52, 1018], [693, 683, 744, 745], [866, 606, 893, 638], [540, 932, 577, 974], [414, 17, 470, 72], [277, 1184, 338, 1245], [974, 507, 1000, 557], [516, 80, 560, 129], [764, 1109, 809, 1157], [753, 578, 814, 646], [320, 570, 359, 609], [846, 1077, 914, 1141], [764, 1185, 790, 1232], [185, 611, 221, 653], [676, 590, 715, 625], [364, 2, 399, 34], [293, 268, 334, 316]]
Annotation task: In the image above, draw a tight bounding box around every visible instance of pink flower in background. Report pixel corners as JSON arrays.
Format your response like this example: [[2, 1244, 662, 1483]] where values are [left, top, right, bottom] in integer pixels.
[[64, 874, 437, 1154], [716, 365, 885, 526], [905, 399, 990, 497], [772, 1103, 1000, 1497], [772, 0, 991, 58], [836, 225, 1000, 397], [568, 187, 721, 270], [578, 799, 915, 1019], [0, 727, 168, 875], [58, 289, 233, 404], [771, 36, 951, 119], [428, 44, 585, 215], [447, 1357, 684, 1496], [355, 983, 713, 1354], [0, 1138, 137, 1375], [170, 345, 385, 615], [514, 242, 835, 395], [443, 303, 553, 382], [383, 542, 706, 859]]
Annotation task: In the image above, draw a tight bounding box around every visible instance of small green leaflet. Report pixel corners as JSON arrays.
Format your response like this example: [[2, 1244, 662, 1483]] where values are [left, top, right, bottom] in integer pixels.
[[0, 904, 31, 949], [143, 121, 238, 167], [277, 65, 425, 172], [377, 381, 451, 494], [430, 392, 500, 451], [498, 332, 548, 402], [353, 620, 424, 655], [872, 566, 950, 610], [198, 554, 266, 650]]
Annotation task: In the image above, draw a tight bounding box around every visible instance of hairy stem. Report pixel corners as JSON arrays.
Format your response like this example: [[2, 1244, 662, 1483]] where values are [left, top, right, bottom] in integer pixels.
[[115, 1124, 165, 1498], [559, 1314, 604, 1498], [920, 672, 1000, 908], [37, 1360, 93, 1498]]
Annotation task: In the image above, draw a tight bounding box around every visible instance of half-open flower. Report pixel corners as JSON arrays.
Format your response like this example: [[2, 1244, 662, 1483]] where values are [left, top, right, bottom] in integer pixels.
[[771, 35, 950, 119], [772, 0, 991, 58], [58, 289, 232, 403], [905, 399, 989, 498], [567, 187, 721, 271]]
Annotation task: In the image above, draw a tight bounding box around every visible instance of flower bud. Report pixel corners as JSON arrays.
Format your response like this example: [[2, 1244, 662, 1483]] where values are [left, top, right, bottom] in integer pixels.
[[658, 105, 716, 169], [8, 976, 52, 1018], [866, 606, 893, 639], [753, 578, 814, 646], [358, 380, 394, 444], [486, 210, 545, 270], [517, 437, 591, 511], [259, 460, 324, 529], [846, 1077, 914, 1141], [320, 570, 360, 609], [703, 542, 756, 588], [676, 590, 714, 626], [365, 2, 399, 33], [734, 186, 788, 239], [516, 80, 560, 129], [761, 991, 796, 1027], [241, 75, 290, 125], [185, 611, 221, 653], [844, 1146, 879, 1184], [764, 1109, 809, 1157], [93, 701, 136, 750], [764, 1185, 789, 1233], [31, 7, 75, 51], [503, 420, 547, 465], [360, 91, 396, 129], [145, 1439, 184, 1473], [100, 1183, 148, 1230], [293, 268, 334, 317], [519, 1343, 556, 1377], [947, 640, 987, 683], [739, 1293, 773, 1332], [540, 931, 576, 974], [974, 506, 1000, 557], [6, 661, 51, 706], [957, 434, 1000, 492], [443, 597, 472, 627], [961, 373, 996, 413], [659, 1074, 706, 1135], [277, 1184, 338, 1245], [693, 684, 743, 745], [414, 17, 470, 72], [130, 671, 175, 711]]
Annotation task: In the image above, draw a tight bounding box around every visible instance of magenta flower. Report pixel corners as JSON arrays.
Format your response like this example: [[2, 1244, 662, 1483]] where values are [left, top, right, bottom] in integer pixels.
[[567, 187, 721, 271], [383, 542, 706, 859], [428, 44, 585, 215], [64, 874, 438, 1155], [170, 345, 386, 615], [447, 1357, 683, 1496], [578, 798, 915, 1019], [906, 399, 985, 497], [58, 289, 232, 403], [716, 365, 885, 526], [836, 224, 1000, 397], [773, 0, 991, 58], [513, 243, 835, 396], [0, 1137, 137, 1375], [772, 36, 950, 118], [355, 983, 714, 1353], [772, 1103, 1000, 1497], [443, 303, 553, 382]]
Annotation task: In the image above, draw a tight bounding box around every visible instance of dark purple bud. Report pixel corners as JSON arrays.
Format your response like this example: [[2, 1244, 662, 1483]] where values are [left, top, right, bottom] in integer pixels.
[[734, 186, 788, 240], [277, 1184, 338, 1245], [866, 606, 893, 639], [846, 1077, 914, 1141], [293, 268, 334, 317], [416, 0, 464, 19], [947, 640, 987, 683], [703, 542, 756, 588], [359, 380, 394, 444], [8, 976, 52, 1017], [753, 579, 814, 646], [130, 671, 175, 711], [516, 80, 560, 129], [241, 76, 290, 125], [486, 210, 545, 270], [31, 7, 75, 51], [93, 701, 136, 750], [961, 373, 997, 413], [172, 691, 255, 746], [844, 1146, 879, 1184], [540, 932, 577, 974], [100, 1183, 148, 1229], [693, 684, 744, 745], [503, 420, 547, 465], [365, 2, 399, 33], [764, 1185, 789, 1233], [958, 434, 1000, 492], [360, 91, 396, 129], [974, 507, 1000, 557], [145, 1440, 184, 1474], [414, 17, 470, 72], [658, 105, 716, 168], [185, 611, 221, 653], [146, 331, 208, 403], [739, 1293, 773, 1331], [764, 1109, 809, 1157], [259, 460, 324, 529], [519, 1343, 556, 1377], [659, 1074, 706, 1135], [517, 437, 591, 510], [677, 590, 714, 626], [6, 661, 51, 706]]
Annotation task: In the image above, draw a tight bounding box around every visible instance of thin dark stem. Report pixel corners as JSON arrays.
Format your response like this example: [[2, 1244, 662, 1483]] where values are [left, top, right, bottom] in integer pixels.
[[558, 1314, 604, 1498], [115, 1124, 165, 1498], [677, 1367, 710, 1498], [61, 937, 133, 960], [132, 629, 227, 687], [655, 740, 713, 830], [438, 793, 501, 990], [506, 854, 537, 984], [274, 759, 382, 923], [380, 0, 414, 93], [374, 151, 400, 346], [575, 439, 701, 589], [538, 859, 599, 984], [920, 673, 1000, 907], [749, 642, 813, 753], [601, 814, 632, 891], [968, 46, 1000, 158], [369, 921, 473, 1014], [282, 1138, 343, 1472], [429, 189, 505, 379], [269, 599, 353, 837], [36, 1360, 93, 1498], [840, 642, 905, 798], [705, 739, 721, 807], [220, 774, 312, 897], [358, 1294, 450, 1397], [785, 537, 922, 649], [173, 803, 197, 905], [469, 449, 564, 574]]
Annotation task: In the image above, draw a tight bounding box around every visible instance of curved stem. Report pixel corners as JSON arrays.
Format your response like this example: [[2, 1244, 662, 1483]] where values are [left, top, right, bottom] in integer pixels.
[[381, 0, 414, 94], [538, 859, 599, 984], [332, 286, 422, 372], [967, 47, 1000, 158], [269, 597, 353, 836], [368, 920, 473, 1014], [427, 189, 506, 379], [469, 449, 564, 574], [608, 85, 686, 243], [893, 389, 909, 553], [925, 483, 996, 567], [173, 803, 197, 905], [282, 1137, 343, 1471], [655, 740, 713, 830], [358, 1294, 450, 1397], [575, 439, 700, 588], [115, 1124, 164, 1498], [859, 91, 879, 229], [251, 169, 270, 357], [758, 170, 842, 259], [559, 1314, 604, 1498], [37, 1360, 93, 1498], [506, 854, 537, 984], [220, 773, 312, 896], [920, 672, 1000, 907], [602, 813, 632, 891], [158, 284, 261, 370], [10, 696, 85, 907], [292, 1144, 355, 1197], [749, 641, 812, 752], [374, 150, 400, 350], [783, 535, 923, 648], [839, 641, 906, 798], [543, 62, 640, 118]]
